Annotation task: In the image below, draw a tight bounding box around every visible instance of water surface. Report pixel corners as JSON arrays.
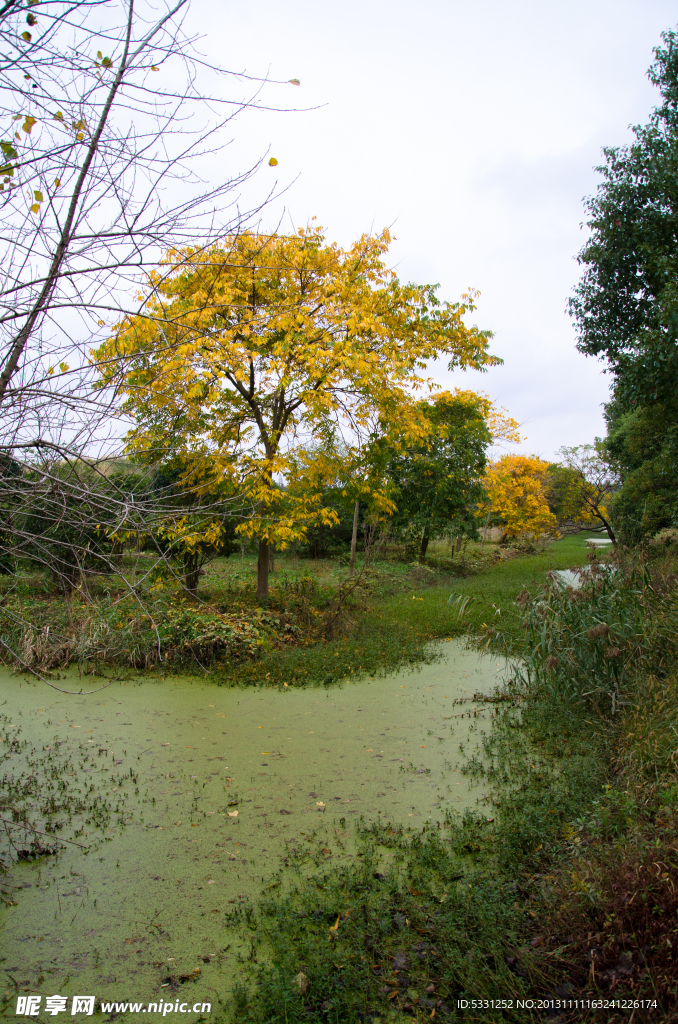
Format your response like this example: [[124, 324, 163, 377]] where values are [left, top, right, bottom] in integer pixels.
[[0, 642, 503, 1014]]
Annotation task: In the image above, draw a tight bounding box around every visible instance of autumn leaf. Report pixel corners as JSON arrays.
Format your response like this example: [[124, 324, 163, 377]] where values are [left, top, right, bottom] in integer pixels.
[[20, 31, 31, 43], [33, 190, 43, 202], [483, 455, 558, 541], [29, 203, 39, 213], [288, 78, 300, 86], [227, 810, 238, 817], [268, 157, 278, 166], [22, 116, 36, 134], [94, 225, 499, 600]]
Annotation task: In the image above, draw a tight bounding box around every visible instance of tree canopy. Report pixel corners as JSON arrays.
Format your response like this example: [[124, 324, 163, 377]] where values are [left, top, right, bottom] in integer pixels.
[[387, 390, 519, 561], [569, 30, 678, 542], [98, 225, 500, 596], [484, 455, 558, 541]]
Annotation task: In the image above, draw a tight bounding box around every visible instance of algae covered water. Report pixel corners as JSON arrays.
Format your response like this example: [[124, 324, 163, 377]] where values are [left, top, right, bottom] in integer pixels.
[[0, 642, 504, 1015]]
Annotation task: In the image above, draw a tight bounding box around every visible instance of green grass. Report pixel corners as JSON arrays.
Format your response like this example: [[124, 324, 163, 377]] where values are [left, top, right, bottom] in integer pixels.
[[209, 532, 604, 688], [218, 544, 678, 1023], [1, 532, 603, 688]]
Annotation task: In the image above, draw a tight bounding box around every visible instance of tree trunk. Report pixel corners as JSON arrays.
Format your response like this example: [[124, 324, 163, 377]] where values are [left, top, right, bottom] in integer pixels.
[[597, 514, 616, 545], [269, 545, 275, 573], [349, 500, 359, 577], [257, 539, 269, 600], [456, 536, 463, 553], [184, 550, 200, 598], [419, 527, 430, 563], [481, 507, 491, 546], [240, 542, 245, 561]]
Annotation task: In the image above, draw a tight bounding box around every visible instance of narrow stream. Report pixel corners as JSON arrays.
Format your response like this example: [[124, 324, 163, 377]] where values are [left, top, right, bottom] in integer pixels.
[[0, 641, 504, 1015]]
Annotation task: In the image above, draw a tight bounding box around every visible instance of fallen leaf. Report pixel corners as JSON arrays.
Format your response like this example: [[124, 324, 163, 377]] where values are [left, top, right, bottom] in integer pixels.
[[294, 971, 309, 993], [227, 810, 238, 817]]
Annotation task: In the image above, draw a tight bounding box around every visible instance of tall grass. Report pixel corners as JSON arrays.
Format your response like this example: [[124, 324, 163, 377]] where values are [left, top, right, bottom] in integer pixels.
[[218, 550, 678, 1022]]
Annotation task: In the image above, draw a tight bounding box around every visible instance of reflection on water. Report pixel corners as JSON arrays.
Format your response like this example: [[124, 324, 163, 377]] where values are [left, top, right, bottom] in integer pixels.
[[0, 641, 505, 1013]]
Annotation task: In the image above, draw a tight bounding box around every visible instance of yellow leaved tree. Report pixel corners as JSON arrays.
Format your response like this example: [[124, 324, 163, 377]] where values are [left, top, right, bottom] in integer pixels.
[[97, 225, 500, 597], [484, 455, 558, 542]]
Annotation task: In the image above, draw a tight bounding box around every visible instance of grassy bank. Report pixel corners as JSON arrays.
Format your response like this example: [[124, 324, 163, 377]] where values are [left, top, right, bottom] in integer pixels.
[[0, 532, 601, 687], [218, 548, 678, 1023], [207, 531, 603, 687]]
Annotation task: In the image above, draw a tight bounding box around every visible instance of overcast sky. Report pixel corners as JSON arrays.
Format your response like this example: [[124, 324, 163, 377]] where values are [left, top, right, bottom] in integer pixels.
[[191, 0, 677, 459]]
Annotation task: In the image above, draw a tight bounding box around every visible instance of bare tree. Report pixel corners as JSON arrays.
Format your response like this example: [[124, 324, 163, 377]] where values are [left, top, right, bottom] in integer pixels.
[[557, 444, 619, 544], [0, 0, 288, 672]]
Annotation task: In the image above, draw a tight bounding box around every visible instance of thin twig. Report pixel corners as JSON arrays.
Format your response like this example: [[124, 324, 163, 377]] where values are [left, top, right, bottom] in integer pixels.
[[0, 816, 88, 848]]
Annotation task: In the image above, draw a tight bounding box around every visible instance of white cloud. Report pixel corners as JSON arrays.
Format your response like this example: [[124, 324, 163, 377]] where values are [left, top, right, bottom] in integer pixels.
[[191, 0, 676, 457]]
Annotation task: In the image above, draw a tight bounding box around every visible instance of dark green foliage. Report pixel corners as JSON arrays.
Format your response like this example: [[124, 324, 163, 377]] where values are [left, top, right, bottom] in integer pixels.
[[0, 453, 22, 574], [604, 398, 678, 542], [569, 30, 678, 387], [569, 30, 678, 541], [299, 486, 357, 559], [20, 469, 116, 590], [147, 461, 239, 592], [388, 391, 492, 560]]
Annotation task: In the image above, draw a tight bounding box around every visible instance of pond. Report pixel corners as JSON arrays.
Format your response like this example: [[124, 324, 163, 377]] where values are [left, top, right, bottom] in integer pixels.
[[0, 641, 505, 1016]]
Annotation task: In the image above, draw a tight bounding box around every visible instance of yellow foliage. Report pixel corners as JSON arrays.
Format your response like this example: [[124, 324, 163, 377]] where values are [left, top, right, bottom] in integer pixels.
[[96, 226, 500, 549], [484, 455, 558, 539]]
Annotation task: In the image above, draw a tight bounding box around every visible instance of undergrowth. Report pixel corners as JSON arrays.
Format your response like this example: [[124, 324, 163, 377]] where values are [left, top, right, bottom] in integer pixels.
[[219, 551, 678, 1023], [0, 534, 600, 687]]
